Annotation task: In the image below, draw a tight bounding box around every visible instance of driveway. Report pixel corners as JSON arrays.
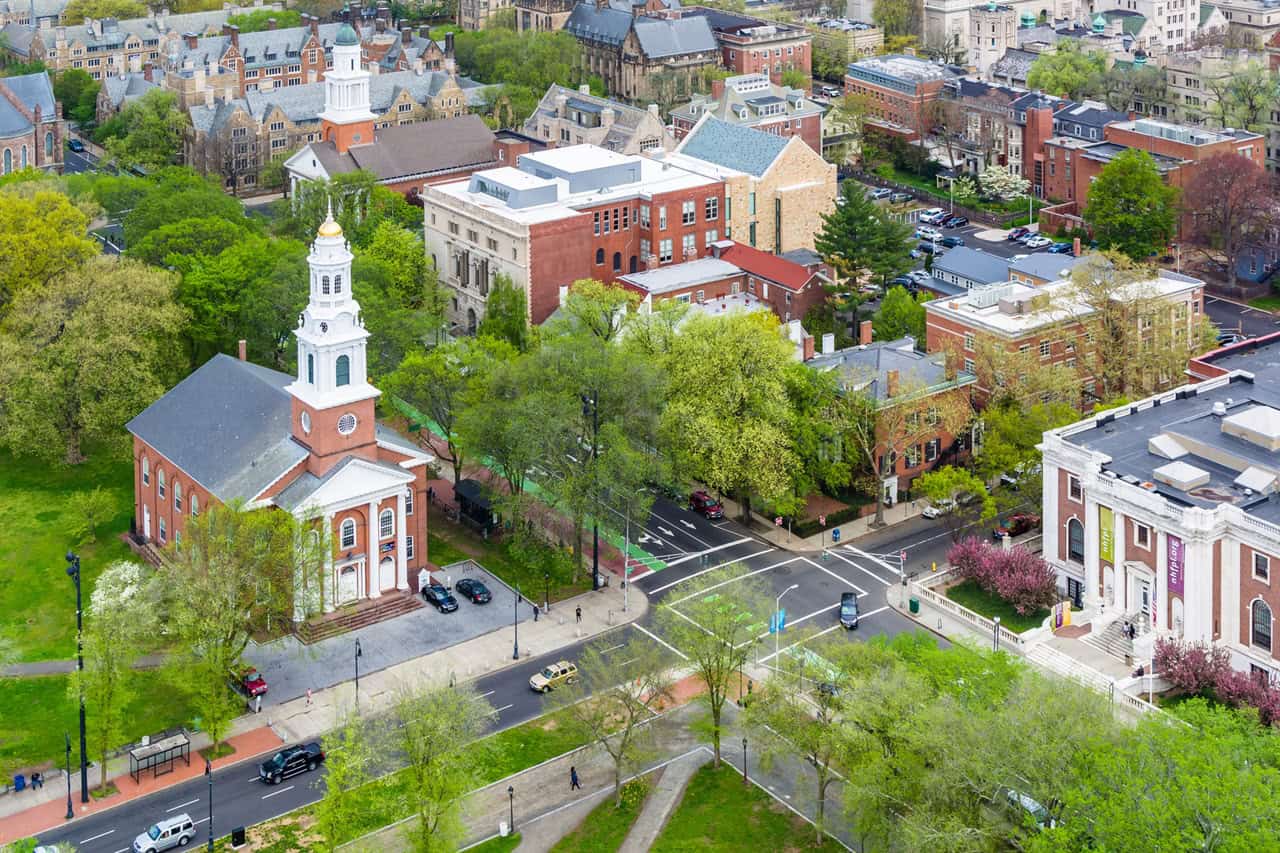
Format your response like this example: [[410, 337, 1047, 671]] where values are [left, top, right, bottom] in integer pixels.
[[243, 563, 535, 709], [1205, 294, 1280, 339]]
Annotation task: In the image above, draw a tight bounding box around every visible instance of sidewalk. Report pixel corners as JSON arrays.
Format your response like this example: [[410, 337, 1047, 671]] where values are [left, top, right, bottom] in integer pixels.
[[716, 492, 927, 553]]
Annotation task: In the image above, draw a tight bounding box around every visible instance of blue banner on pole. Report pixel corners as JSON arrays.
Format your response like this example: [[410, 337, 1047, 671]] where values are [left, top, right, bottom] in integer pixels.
[[778, 609, 787, 632]]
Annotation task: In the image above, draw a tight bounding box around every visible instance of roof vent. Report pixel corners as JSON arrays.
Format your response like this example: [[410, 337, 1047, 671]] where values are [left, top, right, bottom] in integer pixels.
[[1154, 460, 1211, 491], [1148, 433, 1187, 460], [1212, 401, 1227, 416], [1222, 404, 1280, 451], [1235, 466, 1277, 494]]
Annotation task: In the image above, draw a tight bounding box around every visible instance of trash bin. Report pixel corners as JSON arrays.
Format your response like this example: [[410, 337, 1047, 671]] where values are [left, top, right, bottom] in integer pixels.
[[909, 596, 919, 614], [231, 826, 246, 848]]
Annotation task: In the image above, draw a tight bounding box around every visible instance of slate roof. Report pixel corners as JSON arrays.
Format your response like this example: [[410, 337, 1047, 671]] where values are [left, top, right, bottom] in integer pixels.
[[808, 337, 975, 401], [1102, 9, 1147, 36], [564, 2, 716, 56], [990, 48, 1038, 83], [1008, 251, 1088, 281], [172, 23, 342, 72], [930, 246, 1009, 287], [306, 114, 497, 181], [671, 73, 821, 130], [0, 23, 36, 57], [1052, 99, 1127, 135], [0, 0, 67, 19], [949, 77, 1021, 102], [676, 116, 788, 177], [564, 3, 632, 46], [524, 84, 660, 151], [126, 354, 309, 504], [780, 247, 823, 267], [68, 8, 232, 51], [101, 72, 158, 109], [0, 72, 57, 138]]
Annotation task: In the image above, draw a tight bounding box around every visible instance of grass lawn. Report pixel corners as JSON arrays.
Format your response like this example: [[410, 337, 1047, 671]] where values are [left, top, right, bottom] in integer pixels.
[[870, 166, 1048, 217], [653, 763, 843, 852], [944, 579, 1048, 633], [551, 779, 650, 853], [0, 447, 136, 662], [1248, 295, 1280, 313], [0, 672, 197, 778], [428, 523, 590, 603], [467, 834, 521, 853]]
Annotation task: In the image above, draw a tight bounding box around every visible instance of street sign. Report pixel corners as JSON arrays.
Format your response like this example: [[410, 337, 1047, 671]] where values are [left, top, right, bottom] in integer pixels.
[[775, 516, 783, 526], [831, 528, 841, 543], [819, 514, 827, 527]]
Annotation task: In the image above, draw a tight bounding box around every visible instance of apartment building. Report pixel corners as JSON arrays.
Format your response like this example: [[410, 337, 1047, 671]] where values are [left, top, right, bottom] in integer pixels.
[[844, 53, 953, 139], [682, 6, 813, 80], [1202, 0, 1280, 45], [808, 18, 884, 66], [523, 83, 675, 154], [670, 73, 824, 153]]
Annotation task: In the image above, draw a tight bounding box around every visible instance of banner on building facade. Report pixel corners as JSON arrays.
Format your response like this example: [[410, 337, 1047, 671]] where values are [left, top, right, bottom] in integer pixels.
[[1099, 506, 1114, 563], [1168, 534, 1184, 598]]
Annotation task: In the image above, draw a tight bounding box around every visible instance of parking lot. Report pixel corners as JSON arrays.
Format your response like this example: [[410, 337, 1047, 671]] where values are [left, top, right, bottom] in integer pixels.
[[243, 562, 533, 708]]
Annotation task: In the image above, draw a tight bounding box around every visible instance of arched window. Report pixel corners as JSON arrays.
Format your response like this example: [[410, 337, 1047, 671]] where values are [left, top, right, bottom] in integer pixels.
[[174, 481, 183, 512], [307, 353, 315, 384], [340, 518, 357, 549], [1253, 599, 1273, 652], [379, 508, 394, 539], [20, 145, 27, 168], [157, 468, 166, 499], [629, 255, 637, 274], [334, 274, 342, 293], [612, 251, 622, 272], [322, 275, 331, 294], [2, 149, 10, 174], [1067, 518, 1084, 563], [45, 132, 53, 157], [191, 494, 199, 517], [595, 248, 604, 265], [142, 457, 150, 486], [336, 354, 350, 386]]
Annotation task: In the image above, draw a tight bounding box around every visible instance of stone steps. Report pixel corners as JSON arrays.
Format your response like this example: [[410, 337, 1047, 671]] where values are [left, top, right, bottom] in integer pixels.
[[295, 591, 423, 644], [1082, 615, 1144, 661]]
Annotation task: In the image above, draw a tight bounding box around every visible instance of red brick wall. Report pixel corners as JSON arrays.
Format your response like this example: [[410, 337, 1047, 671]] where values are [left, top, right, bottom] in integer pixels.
[[291, 395, 380, 477], [133, 436, 214, 547], [723, 37, 812, 78], [1239, 543, 1280, 659], [528, 214, 593, 324], [584, 199, 646, 281], [1057, 467, 1085, 565], [877, 384, 970, 490], [1022, 106, 1055, 191], [1042, 140, 1079, 203]]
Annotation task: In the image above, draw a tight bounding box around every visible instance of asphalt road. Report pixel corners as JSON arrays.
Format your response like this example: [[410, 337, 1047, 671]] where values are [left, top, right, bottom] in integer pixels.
[[1205, 294, 1280, 339], [36, 498, 941, 852], [63, 145, 99, 175]]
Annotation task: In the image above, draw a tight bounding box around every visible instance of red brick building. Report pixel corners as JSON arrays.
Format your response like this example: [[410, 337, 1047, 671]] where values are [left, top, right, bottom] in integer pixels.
[[681, 6, 812, 81], [127, 212, 434, 620], [0, 71, 64, 175], [844, 53, 950, 139]]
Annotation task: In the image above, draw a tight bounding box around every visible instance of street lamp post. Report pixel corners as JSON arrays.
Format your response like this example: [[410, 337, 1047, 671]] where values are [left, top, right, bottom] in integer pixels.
[[775, 584, 799, 667], [507, 785, 515, 833], [65, 552, 88, 803], [64, 733, 73, 820], [993, 616, 1001, 652], [742, 737, 748, 786], [543, 572, 550, 614], [582, 391, 602, 591], [205, 758, 214, 852], [513, 586, 521, 660], [354, 638, 363, 715]]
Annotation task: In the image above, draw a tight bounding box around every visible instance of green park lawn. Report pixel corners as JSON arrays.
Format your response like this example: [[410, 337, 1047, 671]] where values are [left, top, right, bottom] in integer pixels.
[[944, 579, 1049, 634], [428, 522, 590, 603], [551, 780, 650, 853], [652, 763, 844, 852], [466, 834, 521, 853], [0, 447, 135, 662], [0, 672, 196, 778], [1248, 295, 1280, 313]]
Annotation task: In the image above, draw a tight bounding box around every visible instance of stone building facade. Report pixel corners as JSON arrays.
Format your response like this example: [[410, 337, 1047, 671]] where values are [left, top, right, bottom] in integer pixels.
[[0, 71, 64, 175], [523, 83, 675, 153]]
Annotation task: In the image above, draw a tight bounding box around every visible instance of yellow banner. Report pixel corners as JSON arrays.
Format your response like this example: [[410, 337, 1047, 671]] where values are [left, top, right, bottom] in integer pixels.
[[1100, 505, 1114, 563]]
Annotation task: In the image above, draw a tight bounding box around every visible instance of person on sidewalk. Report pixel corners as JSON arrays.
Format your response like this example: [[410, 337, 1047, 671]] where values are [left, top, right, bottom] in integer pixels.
[[306, 688, 313, 706], [570, 766, 580, 790], [533, 603, 539, 622], [575, 606, 582, 624]]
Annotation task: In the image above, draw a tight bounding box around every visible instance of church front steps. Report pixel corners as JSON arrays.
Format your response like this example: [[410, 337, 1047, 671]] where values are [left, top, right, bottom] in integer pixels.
[[295, 590, 423, 644]]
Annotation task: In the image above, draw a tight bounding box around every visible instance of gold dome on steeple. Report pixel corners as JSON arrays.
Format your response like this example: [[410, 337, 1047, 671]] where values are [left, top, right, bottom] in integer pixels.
[[317, 199, 343, 238]]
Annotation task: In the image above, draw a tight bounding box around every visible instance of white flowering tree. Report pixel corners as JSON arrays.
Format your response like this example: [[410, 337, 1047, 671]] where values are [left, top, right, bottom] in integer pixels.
[[980, 167, 1032, 202]]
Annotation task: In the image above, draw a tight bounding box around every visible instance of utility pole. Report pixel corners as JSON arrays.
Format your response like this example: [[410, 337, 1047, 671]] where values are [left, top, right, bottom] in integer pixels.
[[65, 552, 88, 804]]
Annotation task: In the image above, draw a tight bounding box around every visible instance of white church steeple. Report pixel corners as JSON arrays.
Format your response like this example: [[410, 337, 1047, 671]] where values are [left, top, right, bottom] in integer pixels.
[[318, 23, 375, 153]]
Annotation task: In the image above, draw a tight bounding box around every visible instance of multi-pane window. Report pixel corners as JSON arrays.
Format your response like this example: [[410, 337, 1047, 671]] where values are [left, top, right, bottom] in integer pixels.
[[380, 509, 394, 539], [659, 239, 673, 263], [682, 234, 696, 258], [682, 200, 696, 226], [1255, 552, 1270, 582], [705, 197, 718, 220], [1253, 599, 1272, 651], [658, 206, 667, 230]]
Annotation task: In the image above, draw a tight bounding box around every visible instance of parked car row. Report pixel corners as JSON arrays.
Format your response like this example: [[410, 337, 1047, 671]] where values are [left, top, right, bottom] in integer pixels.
[[422, 576, 494, 612]]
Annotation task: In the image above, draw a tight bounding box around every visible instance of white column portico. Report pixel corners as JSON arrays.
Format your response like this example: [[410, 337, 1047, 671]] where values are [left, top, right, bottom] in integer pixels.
[[368, 499, 382, 598], [324, 510, 337, 614], [396, 491, 409, 591]]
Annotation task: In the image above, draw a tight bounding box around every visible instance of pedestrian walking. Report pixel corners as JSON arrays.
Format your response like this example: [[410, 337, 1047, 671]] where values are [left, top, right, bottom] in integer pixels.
[[533, 603, 539, 622], [306, 688, 313, 706], [575, 605, 582, 624], [255, 694, 262, 714], [570, 766, 580, 790]]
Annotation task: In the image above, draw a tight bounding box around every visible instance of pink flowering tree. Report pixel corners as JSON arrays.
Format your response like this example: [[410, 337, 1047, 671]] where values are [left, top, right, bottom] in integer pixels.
[[1153, 637, 1229, 696], [946, 538, 1058, 615]]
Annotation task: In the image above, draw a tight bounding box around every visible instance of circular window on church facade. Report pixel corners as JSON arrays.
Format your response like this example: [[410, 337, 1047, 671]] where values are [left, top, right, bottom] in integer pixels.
[[337, 413, 358, 435], [301, 411, 312, 435]]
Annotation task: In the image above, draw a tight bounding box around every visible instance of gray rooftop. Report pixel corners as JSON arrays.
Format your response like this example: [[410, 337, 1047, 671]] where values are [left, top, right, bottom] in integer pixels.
[[100, 71, 158, 109], [1008, 251, 1088, 281], [524, 84, 661, 151], [563, 2, 715, 57], [930, 246, 1009, 287], [619, 257, 741, 294], [808, 336, 975, 401], [307, 113, 496, 181], [0, 72, 56, 138], [847, 53, 950, 84], [172, 23, 341, 71], [676, 116, 788, 177]]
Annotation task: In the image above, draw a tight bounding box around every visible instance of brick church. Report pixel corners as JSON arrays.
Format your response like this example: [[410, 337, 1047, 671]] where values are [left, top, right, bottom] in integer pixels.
[[127, 206, 433, 620]]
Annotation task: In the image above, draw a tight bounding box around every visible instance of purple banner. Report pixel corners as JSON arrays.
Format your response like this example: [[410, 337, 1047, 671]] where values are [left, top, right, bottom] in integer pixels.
[[1168, 535, 1184, 598]]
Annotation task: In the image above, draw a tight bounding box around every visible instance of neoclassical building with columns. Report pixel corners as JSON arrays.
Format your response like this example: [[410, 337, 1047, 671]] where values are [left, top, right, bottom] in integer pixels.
[[127, 210, 433, 620]]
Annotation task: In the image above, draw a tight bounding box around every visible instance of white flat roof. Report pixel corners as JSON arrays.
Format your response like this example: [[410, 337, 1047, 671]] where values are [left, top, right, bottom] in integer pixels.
[[522, 144, 633, 171], [621, 257, 741, 294]]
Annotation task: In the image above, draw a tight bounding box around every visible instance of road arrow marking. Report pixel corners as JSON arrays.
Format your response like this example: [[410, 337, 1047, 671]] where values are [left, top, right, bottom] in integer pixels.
[[680, 520, 696, 529], [658, 526, 674, 537]]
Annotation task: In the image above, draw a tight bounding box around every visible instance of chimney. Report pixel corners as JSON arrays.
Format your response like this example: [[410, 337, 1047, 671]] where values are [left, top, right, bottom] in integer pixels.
[[558, 285, 569, 306], [203, 88, 213, 108], [375, 16, 385, 33], [886, 369, 899, 397], [821, 332, 835, 355], [1073, 236, 1081, 257], [648, 103, 660, 118], [711, 78, 725, 101], [267, 17, 276, 29], [376, 0, 390, 21], [402, 26, 412, 45], [228, 24, 239, 48], [238, 340, 247, 361], [445, 31, 455, 56], [309, 14, 319, 37], [555, 93, 568, 117], [184, 31, 197, 48], [601, 106, 615, 127], [419, 25, 429, 38], [859, 320, 872, 345], [802, 334, 815, 361], [222, 22, 230, 35]]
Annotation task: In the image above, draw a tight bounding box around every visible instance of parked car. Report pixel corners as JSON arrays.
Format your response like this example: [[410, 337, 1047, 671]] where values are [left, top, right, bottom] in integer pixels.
[[821, 85, 841, 98], [890, 191, 913, 203], [839, 591, 859, 629], [132, 814, 195, 853], [999, 462, 1041, 490], [455, 577, 492, 604], [1024, 235, 1053, 249], [1001, 788, 1056, 830], [890, 275, 915, 288], [689, 490, 725, 519], [1016, 231, 1039, 244], [869, 187, 893, 200], [422, 583, 459, 613], [944, 215, 969, 228], [235, 666, 268, 697], [940, 235, 965, 248], [529, 660, 579, 693], [921, 500, 954, 519], [907, 269, 933, 284], [67, 138, 86, 153], [993, 512, 1041, 540], [258, 743, 325, 785], [1006, 226, 1029, 241], [1047, 241, 1074, 254], [1217, 332, 1246, 346], [915, 226, 943, 241], [918, 207, 945, 224], [916, 242, 941, 255], [909, 248, 926, 259]]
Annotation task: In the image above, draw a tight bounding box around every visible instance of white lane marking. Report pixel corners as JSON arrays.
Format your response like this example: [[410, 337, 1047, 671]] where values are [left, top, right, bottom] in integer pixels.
[[649, 546, 773, 593], [262, 784, 295, 799], [632, 622, 689, 660], [494, 703, 514, 713], [194, 817, 209, 825], [168, 797, 201, 811], [658, 525, 743, 561], [666, 556, 803, 606], [625, 567, 654, 583], [799, 556, 868, 596], [827, 549, 892, 586], [600, 643, 626, 654], [80, 830, 115, 844], [480, 690, 496, 698], [758, 623, 843, 663], [110, 847, 129, 853]]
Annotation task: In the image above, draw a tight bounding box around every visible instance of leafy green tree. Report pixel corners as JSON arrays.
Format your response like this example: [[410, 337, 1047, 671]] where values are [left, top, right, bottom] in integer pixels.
[[1083, 149, 1179, 260], [655, 564, 769, 766], [278, 171, 419, 246], [814, 180, 887, 291], [312, 714, 374, 852], [350, 255, 436, 378], [914, 465, 996, 540], [101, 89, 189, 172], [53, 69, 100, 124], [68, 486, 117, 544], [476, 273, 531, 351], [784, 363, 851, 499], [360, 222, 430, 308], [550, 278, 640, 342], [122, 168, 250, 248], [226, 8, 302, 31], [0, 257, 185, 463], [974, 401, 1077, 495], [0, 188, 97, 316], [872, 285, 928, 341], [780, 68, 808, 90], [873, 0, 922, 36], [62, 0, 144, 23], [129, 216, 250, 270], [1026, 41, 1107, 99]]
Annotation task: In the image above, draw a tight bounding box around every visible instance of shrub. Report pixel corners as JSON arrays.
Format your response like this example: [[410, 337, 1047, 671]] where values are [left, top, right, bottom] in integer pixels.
[[1153, 637, 1229, 696], [946, 538, 1057, 615], [947, 537, 990, 585]]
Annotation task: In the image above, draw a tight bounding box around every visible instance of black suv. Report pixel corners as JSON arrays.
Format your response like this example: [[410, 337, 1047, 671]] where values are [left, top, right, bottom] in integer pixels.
[[455, 578, 492, 604], [423, 583, 459, 612], [258, 743, 325, 785]]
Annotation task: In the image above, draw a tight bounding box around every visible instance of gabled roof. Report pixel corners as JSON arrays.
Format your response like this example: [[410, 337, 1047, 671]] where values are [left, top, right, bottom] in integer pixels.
[[712, 240, 820, 291], [990, 48, 1038, 82], [1008, 251, 1087, 281], [808, 337, 975, 400], [300, 114, 497, 182], [676, 115, 788, 177], [0, 23, 37, 56], [634, 13, 717, 56], [101, 71, 159, 109], [564, 3, 633, 46], [931, 246, 1009, 286], [273, 455, 412, 514], [0, 72, 57, 138]]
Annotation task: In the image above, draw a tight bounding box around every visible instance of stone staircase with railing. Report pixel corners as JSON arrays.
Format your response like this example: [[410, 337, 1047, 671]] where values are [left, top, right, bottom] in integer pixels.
[[1083, 613, 1147, 661], [295, 591, 423, 644]]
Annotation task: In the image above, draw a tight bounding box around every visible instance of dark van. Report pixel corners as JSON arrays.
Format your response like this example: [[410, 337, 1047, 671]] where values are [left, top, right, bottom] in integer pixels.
[[839, 592, 859, 629]]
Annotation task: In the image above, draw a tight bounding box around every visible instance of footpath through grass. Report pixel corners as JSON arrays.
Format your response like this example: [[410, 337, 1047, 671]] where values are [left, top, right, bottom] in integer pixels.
[[652, 763, 844, 852], [550, 779, 650, 853], [944, 578, 1048, 633], [0, 447, 135, 662]]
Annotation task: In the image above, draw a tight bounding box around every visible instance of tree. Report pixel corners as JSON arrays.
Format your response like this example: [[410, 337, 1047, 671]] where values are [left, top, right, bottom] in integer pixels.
[[973, 400, 1078, 496], [1083, 149, 1179, 261], [360, 222, 431, 309], [226, 8, 303, 31], [966, 334, 1084, 411], [0, 189, 97, 316], [557, 636, 673, 805], [872, 0, 922, 36], [1026, 41, 1107, 99], [0, 257, 186, 464], [915, 466, 996, 540], [1184, 153, 1280, 289], [784, 364, 852, 499], [872, 285, 928, 341], [394, 683, 494, 852], [661, 311, 800, 522], [654, 565, 769, 766], [52, 69, 100, 124], [68, 487, 117, 544], [277, 171, 420, 246], [551, 278, 639, 342], [979, 167, 1030, 203], [122, 169, 250, 249], [62, 0, 145, 23], [814, 181, 914, 292], [101, 89, 189, 172], [157, 504, 327, 752], [68, 560, 156, 792], [312, 714, 375, 852], [780, 68, 808, 90], [476, 273, 531, 351], [129, 216, 251, 270], [1205, 62, 1275, 131], [383, 337, 514, 487]]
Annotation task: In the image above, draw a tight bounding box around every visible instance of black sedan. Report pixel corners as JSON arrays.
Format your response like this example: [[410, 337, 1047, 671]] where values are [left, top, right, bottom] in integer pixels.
[[422, 583, 459, 612], [455, 577, 492, 604], [944, 215, 969, 228], [258, 742, 324, 784]]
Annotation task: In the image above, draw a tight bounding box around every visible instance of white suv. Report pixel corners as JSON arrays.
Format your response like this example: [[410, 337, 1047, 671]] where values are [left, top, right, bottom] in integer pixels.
[[133, 814, 195, 852]]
